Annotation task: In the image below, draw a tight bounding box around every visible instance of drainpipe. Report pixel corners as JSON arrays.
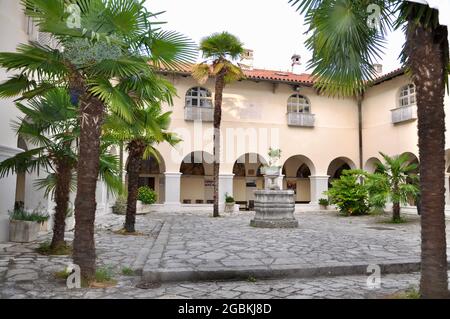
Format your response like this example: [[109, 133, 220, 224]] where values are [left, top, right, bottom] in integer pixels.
[[357, 94, 364, 169]]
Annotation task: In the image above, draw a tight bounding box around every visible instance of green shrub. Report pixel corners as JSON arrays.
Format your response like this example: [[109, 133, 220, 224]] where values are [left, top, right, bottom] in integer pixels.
[[112, 194, 127, 215], [326, 170, 370, 216], [318, 198, 329, 206], [9, 207, 49, 223], [137, 186, 157, 205], [225, 193, 235, 203]]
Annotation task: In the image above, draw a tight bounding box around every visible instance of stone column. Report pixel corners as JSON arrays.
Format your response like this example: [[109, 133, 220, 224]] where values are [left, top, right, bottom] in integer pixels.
[[445, 173, 450, 206], [309, 175, 330, 204], [164, 172, 182, 207], [219, 174, 234, 203], [0, 145, 22, 242]]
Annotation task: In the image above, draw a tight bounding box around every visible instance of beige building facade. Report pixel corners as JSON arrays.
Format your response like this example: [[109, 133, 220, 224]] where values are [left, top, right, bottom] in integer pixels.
[[1, 1, 450, 242]]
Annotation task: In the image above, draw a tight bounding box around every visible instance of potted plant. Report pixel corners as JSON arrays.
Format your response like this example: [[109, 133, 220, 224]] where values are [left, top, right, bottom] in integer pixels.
[[319, 198, 329, 210], [137, 186, 157, 214], [224, 193, 236, 213], [112, 194, 127, 215], [9, 208, 49, 242]]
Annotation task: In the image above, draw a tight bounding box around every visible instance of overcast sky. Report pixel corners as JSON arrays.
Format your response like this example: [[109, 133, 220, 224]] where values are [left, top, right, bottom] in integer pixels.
[[145, 0, 405, 75]]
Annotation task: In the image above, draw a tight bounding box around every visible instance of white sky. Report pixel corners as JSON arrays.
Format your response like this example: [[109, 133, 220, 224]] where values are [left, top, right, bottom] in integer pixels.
[[145, 0, 405, 75]]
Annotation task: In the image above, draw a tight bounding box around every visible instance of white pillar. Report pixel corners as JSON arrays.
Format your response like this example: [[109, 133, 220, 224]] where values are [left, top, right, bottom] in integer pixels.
[[0, 145, 22, 242], [219, 174, 234, 203], [309, 175, 330, 204], [445, 173, 450, 206], [164, 172, 182, 207]]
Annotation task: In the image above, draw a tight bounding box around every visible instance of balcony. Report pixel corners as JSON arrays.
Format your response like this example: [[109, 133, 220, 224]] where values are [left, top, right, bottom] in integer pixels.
[[287, 112, 315, 128], [391, 105, 417, 124], [184, 106, 214, 122]]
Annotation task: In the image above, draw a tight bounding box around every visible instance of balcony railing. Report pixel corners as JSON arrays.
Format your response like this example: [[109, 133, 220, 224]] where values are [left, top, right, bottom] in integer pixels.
[[185, 106, 214, 122], [391, 105, 417, 124], [287, 112, 315, 127]]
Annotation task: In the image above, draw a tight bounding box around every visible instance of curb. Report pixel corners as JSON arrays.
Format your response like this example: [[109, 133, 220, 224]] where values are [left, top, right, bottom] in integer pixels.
[[131, 221, 164, 275], [142, 260, 450, 283]]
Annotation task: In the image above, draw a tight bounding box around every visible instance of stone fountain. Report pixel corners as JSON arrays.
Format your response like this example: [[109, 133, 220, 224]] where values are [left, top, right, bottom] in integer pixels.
[[250, 149, 298, 228]]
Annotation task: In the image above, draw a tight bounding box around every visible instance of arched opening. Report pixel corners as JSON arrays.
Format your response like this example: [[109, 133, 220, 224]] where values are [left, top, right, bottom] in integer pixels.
[[364, 157, 383, 174], [400, 152, 419, 174], [14, 137, 28, 210], [232, 153, 267, 209], [180, 151, 213, 204], [327, 157, 356, 186], [400, 152, 420, 206], [137, 151, 166, 204], [282, 155, 316, 204]]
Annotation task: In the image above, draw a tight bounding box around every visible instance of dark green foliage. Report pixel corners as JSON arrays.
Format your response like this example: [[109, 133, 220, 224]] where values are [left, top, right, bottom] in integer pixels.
[[326, 170, 370, 216], [137, 186, 157, 204]]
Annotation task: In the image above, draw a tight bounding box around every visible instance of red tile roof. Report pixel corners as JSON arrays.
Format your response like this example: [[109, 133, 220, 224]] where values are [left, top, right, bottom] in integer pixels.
[[157, 64, 315, 86], [157, 64, 405, 87]]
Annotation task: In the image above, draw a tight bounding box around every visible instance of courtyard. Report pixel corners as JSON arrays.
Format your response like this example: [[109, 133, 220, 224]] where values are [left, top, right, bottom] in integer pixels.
[[1, 210, 449, 299]]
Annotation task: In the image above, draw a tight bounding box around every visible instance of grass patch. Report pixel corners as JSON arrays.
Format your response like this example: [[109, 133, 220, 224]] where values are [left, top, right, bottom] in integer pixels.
[[121, 267, 135, 276], [369, 208, 385, 216], [247, 276, 257, 283], [36, 241, 72, 256], [388, 287, 420, 299], [113, 229, 145, 236], [54, 269, 71, 280], [381, 217, 409, 224], [89, 266, 117, 288]]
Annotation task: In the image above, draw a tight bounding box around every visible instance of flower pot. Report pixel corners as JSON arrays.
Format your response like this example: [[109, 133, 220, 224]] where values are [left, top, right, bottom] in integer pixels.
[[9, 220, 40, 243], [224, 202, 235, 214], [39, 221, 49, 232], [320, 205, 328, 210]]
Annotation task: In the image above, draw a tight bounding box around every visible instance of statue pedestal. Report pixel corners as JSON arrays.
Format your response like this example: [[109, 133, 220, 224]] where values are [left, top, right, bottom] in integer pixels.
[[250, 190, 298, 228]]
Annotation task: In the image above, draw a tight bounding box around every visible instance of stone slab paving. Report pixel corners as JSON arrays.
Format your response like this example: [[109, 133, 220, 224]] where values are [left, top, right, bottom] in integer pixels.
[[1, 267, 448, 299], [1, 211, 449, 299], [142, 211, 450, 282]]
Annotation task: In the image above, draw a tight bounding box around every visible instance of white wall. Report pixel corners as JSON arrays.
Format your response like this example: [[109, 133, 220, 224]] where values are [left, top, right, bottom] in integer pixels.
[[0, 1, 29, 242]]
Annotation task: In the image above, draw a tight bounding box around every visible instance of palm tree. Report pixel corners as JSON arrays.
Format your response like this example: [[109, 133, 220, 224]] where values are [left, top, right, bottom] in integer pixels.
[[290, 0, 449, 298], [103, 105, 180, 233], [366, 153, 419, 222], [192, 32, 245, 217], [0, 0, 195, 280], [0, 88, 121, 251]]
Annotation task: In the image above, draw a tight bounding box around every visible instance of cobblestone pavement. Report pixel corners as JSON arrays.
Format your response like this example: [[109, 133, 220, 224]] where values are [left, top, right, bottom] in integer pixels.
[[0, 211, 449, 299], [144, 211, 450, 281]]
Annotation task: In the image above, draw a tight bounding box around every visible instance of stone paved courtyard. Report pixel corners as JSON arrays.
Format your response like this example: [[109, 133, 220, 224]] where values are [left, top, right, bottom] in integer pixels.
[[1, 210, 449, 299]]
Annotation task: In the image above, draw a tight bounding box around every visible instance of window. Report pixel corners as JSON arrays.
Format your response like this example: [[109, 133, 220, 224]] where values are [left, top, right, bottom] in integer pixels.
[[399, 84, 416, 107], [287, 94, 311, 113], [186, 87, 213, 108]]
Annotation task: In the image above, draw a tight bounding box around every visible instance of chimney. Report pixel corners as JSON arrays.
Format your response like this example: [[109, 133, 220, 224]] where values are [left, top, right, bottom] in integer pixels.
[[291, 54, 301, 74], [239, 49, 254, 70], [373, 63, 383, 77]]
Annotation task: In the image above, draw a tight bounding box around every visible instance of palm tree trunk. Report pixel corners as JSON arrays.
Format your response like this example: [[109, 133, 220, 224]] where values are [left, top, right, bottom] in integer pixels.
[[392, 201, 401, 222], [125, 142, 145, 233], [73, 96, 105, 281], [213, 69, 226, 217], [50, 161, 72, 250], [406, 19, 449, 298]]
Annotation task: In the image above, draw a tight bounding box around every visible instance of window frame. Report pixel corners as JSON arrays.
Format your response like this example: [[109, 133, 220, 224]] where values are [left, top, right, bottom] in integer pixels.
[[399, 84, 416, 108], [287, 94, 311, 114], [185, 87, 213, 109]]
